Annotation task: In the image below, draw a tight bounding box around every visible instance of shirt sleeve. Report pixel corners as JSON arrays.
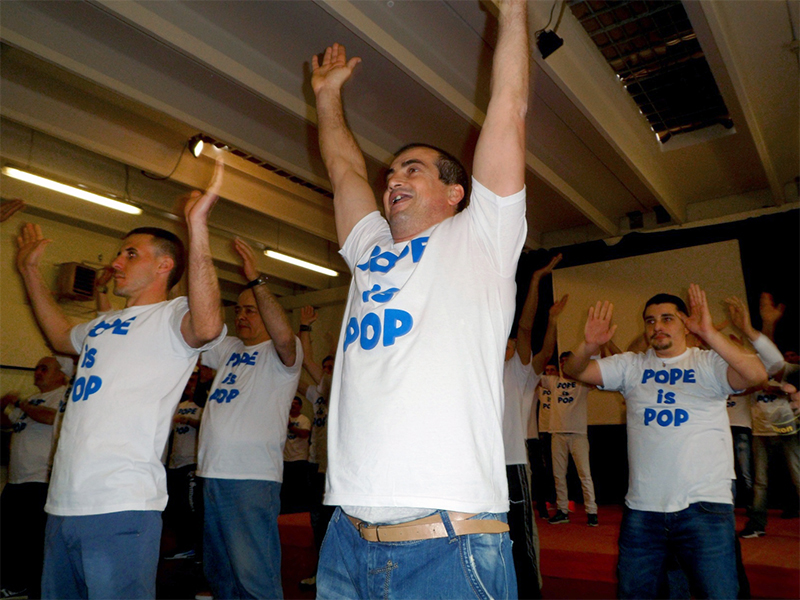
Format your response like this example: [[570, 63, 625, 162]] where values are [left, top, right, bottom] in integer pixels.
[[596, 353, 633, 393], [339, 211, 390, 271], [167, 297, 228, 357], [465, 178, 527, 278]]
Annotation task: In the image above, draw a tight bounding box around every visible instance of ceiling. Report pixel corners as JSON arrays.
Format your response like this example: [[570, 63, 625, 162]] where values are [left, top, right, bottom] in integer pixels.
[[1, 0, 797, 302]]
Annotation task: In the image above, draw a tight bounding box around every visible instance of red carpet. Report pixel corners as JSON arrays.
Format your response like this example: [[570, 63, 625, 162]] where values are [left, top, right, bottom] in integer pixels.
[[159, 506, 799, 598]]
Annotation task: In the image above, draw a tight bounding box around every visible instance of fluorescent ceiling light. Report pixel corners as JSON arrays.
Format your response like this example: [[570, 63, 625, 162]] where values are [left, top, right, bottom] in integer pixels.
[[2, 167, 142, 215], [264, 250, 338, 277]]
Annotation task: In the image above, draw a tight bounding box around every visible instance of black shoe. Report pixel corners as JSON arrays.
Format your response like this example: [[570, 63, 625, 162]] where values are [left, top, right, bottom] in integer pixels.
[[738, 525, 765, 538], [548, 510, 569, 524], [587, 513, 598, 527]]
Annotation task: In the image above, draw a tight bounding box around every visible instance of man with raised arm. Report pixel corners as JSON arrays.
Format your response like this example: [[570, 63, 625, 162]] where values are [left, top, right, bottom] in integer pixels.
[[562, 284, 767, 599], [197, 237, 302, 600], [503, 255, 564, 598], [310, 1, 529, 596], [14, 162, 226, 599]]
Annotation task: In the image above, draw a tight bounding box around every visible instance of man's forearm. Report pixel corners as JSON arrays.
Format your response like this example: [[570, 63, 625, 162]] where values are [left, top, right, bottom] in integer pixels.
[[532, 317, 557, 374], [299, 329, 323, 383], [703, 328, 767, 388], [563, 341, 597, 379], [252, 285, 297, 365], [20, 268, 76, 355], [473, 0, 529, 195], [316, 88, 368, 191], [185, 225, 224, 345]]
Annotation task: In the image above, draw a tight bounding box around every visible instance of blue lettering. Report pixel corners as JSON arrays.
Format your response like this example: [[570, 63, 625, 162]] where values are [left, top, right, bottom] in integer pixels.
[[221, 373, 237, 385], [644, 407, 690, 427], [656, 410, 673, 426], [71, 375, 102, 402], [410, 237, 429, 263], [360, 313, 381, 350], [111, 317, 136, 335], [684, 369, 696, 383], [655, 371, 669, 384], [642, 369, 655, 384], [664, 391, 676, 404], [674, 409, 689, 426], [226, 389, 240, 403], [669, 369, 683, 385], [344, 318, 359, 353], [383, 309, 413, 346], [226, 353, 241, 367], [644, 408, 656, 425], [356, 245, 410, 273], [81, 347, 97, 369]]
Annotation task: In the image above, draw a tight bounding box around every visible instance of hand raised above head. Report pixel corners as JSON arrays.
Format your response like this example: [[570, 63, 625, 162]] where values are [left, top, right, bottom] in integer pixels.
[[300, 305, 318, 327], [311, 43, 362, 95], [585, 300, 617, 347], [233, 237, 259, 282], [184, 158, 224, 226], [679, 284, 714, 338], [16, 222, 52, 273]]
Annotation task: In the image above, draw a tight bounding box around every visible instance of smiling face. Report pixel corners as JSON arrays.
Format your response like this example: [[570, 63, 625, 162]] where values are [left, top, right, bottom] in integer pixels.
[[383, 147, 463, 242], [234, 289, 269, 346], [644, 303, 688, 357], [111, 234, 172, 302]]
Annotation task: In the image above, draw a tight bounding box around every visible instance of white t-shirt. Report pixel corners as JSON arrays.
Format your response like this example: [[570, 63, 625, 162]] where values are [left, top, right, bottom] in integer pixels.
[[726, 394, 752, 429], [8, 386, 66, 484], [198, 336, 303, 482], [751, 382, 796, 437], [537, 384, 552, 434], [47, 297, 224, 516], [542, 375, 590, 434], [307, 376, 330, 471], [327, 179, 526, 515], [503, 353, 540, 464], [169, 400, 202, 469], [284, 413, 311, 462], [597, 347, 737, 512]]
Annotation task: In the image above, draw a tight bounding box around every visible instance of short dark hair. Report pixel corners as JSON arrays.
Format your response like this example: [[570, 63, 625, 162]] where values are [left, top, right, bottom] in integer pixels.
[[124, 227, 186, 290], [559, 351, 572, 361], [394, 143, 470, 212], [643, 293, 688, 318], [322, 355, 335, 366]]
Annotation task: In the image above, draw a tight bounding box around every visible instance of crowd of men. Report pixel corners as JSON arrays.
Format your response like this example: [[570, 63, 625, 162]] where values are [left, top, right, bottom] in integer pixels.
[[0, 1, 797, 598]]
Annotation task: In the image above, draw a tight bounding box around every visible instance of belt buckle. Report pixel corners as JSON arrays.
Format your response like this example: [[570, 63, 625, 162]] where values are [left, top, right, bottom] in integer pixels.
[[357, 520, 381, 542]]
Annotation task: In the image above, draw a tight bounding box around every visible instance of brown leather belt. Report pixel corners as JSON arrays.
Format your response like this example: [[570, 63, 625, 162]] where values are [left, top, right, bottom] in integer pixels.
[[347, 511, 509, 542]]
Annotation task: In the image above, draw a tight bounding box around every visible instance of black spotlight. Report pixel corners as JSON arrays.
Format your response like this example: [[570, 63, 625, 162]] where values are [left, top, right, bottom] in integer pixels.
[[188, 134, 204, 158], [536, 30, 563, 60]]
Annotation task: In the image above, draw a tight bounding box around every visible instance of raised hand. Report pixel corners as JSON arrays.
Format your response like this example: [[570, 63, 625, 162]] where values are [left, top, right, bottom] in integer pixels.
[[680, 284, 714, 339], [300, 305, 318, 327], [232, 237, 259, 282], [759, 292, 785, 326], [16, 222, 52, 274], [1, 199, 25, 223], [534, 253, 562, 280], [184, 158, 224, 227], [311, 43, 361, 95], [585, 301, 617, 347], [549, 293, 569, 319], [724, 296, 756, 338]]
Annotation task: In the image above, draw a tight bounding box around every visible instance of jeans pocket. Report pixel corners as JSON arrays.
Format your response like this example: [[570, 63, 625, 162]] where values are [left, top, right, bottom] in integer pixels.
[[696, 501, 733, 516], [459, 531, 512, 600]]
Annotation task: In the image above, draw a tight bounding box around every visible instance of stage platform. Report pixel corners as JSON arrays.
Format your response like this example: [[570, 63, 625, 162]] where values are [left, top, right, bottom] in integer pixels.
[[158, 505, 799, 599]]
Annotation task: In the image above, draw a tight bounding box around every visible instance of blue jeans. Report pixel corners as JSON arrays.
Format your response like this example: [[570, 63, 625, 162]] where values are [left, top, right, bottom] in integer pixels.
[[317, 507, 517, 599], [41, 511, 162, 599], [617, 503, 738, 599], [203, 478, 283, 599]]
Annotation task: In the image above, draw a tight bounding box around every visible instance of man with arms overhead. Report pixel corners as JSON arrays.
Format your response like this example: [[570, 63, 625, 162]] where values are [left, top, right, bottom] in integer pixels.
[[562, 285, 766, 599], [14, 162, 226, 599], [310, 1, 530, 596]]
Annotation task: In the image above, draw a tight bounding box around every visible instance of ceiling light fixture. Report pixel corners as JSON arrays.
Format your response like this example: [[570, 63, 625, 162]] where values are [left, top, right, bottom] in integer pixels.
[[2, 167, 142, 215], [188, 134, 205, 158], [535, 0, 567, 60], [264, 250, 338, 277]]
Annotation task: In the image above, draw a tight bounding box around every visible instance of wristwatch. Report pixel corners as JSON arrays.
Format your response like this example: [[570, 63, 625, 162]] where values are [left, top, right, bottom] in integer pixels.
[[244, 274, 269, 289]]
